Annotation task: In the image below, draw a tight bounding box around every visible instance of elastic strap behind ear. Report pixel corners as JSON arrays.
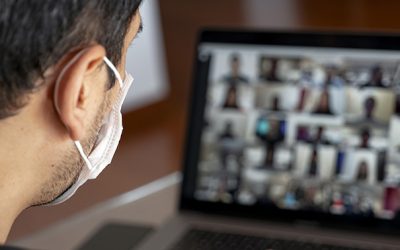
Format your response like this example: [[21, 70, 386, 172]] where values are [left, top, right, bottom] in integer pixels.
[[53, 49, 89, 116], [74, 141, 93, 170], [103, 57, 123, 88]]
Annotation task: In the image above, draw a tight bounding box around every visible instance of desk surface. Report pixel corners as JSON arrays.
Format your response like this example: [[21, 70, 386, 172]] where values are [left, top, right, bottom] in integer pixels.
[[12, 173, 181, 250]]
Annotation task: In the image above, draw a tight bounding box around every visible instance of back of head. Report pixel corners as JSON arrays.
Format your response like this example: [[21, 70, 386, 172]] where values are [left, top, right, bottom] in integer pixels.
[[0, 0, 141, 119]]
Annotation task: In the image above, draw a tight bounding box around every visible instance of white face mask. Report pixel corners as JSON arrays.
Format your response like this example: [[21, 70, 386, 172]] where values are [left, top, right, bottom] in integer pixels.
[[50, 52, 133, 205]]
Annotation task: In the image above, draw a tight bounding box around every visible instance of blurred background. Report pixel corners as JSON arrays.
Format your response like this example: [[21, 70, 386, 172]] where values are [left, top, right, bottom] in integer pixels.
[[8, 0, 400, 241]]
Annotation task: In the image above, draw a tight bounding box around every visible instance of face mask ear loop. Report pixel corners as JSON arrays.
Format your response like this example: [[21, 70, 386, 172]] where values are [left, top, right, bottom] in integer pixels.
[[53, 50, 94, 171], [103, 57, 124, 88], [73, 58, 124, 172], [54, 49, 89, 116], [74, 141, 94, 170]]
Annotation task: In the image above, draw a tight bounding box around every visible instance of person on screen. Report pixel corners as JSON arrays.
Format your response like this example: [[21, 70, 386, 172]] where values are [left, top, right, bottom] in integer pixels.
[[259, 56, 280, 82], [359, 129, 371, 149], [356, 160, 369, 182], [255, 117, 284, 169], [271, 95, 281, 112], [364, 97, 387, 126], [363, 65, 386, 88], [222, 54, 249, 85], [313, 90, 334, 115], [348, 96, 386, 128], [222, 85, 240, 109], [364, 97, 377, 120], [218, 121, 245, 202], [255, 117, 284, 144], [0, 0, 143, 244]]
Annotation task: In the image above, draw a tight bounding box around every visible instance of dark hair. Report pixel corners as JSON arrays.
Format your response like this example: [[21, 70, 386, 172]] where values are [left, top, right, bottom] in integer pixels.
[[0, 0, 142, 119], [364, 96, 376, 108]]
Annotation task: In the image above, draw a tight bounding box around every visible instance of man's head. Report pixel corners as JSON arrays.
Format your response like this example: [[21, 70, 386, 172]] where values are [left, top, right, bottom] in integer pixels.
[[0, 0, 142, 240], [0, 0, 143, 119]]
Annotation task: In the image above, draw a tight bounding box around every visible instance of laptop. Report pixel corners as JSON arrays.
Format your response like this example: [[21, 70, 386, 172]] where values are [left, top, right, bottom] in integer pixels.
[[137, 30, 400, 250]]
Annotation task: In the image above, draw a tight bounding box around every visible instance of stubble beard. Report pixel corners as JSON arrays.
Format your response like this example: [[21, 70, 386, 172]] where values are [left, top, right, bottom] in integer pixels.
[[33, 98, 108, 206]]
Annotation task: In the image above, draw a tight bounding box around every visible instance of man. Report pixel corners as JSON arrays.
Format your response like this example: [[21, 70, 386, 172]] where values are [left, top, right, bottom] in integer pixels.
[[0, 0, 143, 244], [221, 54, 249, 85], [347, 96, 386, 128]]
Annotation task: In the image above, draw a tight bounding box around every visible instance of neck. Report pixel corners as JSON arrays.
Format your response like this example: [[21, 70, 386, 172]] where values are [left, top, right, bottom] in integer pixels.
[[0, 115, 49, 243], [0, 83, 68, 243], [0, 164, 30, 243], [0, 194, 24, 243]]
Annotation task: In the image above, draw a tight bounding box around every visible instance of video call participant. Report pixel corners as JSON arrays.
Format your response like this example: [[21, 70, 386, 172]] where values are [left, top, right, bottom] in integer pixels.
[[217, 121, 245, 202], [359, 129, 371, 149], [356, 160, 369, 182], [222, 85, 240, 109], [259, 57, 280, 82], [271, 96, 281, 112], [255, 118, 285, 170], [222, 54, 249, 85], [313, 90, 334, 115], [0, 0, 143, 245], [255, 117, 284, 144], [364, 97, 377, 120], [363, 65, 386, 88], [349, 96, 386, 128]]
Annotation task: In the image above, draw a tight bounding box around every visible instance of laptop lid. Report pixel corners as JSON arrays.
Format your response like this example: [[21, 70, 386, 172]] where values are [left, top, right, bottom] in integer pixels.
[[180, 29, 400, 234]]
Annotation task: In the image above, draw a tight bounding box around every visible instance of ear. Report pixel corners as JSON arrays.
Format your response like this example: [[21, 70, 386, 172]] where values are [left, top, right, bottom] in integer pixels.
[[54, 45, 106, 141]]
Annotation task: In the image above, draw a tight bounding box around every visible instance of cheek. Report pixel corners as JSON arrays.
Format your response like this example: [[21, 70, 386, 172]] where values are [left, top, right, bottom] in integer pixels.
[[105, 86, 119, 113]]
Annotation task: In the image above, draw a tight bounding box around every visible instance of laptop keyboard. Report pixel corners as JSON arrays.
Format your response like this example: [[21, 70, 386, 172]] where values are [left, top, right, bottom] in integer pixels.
[[169, 229, 375, 250]]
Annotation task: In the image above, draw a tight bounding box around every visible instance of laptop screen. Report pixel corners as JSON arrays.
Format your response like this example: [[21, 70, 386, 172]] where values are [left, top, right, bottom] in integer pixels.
[[188, 34, 400, 223]]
